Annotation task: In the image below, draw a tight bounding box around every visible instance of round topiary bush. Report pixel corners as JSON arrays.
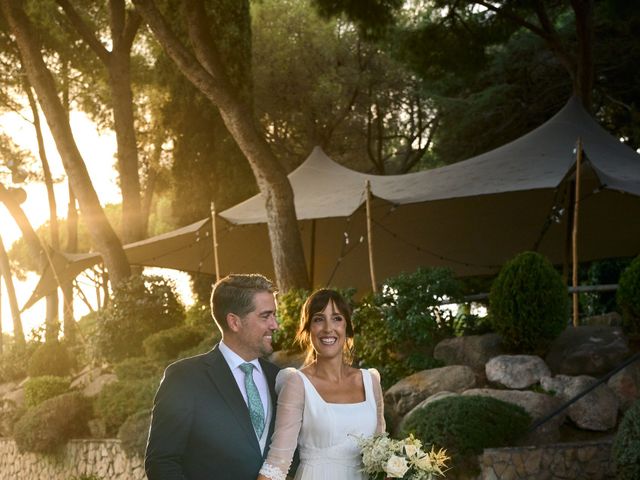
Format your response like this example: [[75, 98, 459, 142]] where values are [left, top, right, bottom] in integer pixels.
[[617, 255, 640, 335], [113, 357, 164, 382], [118, 409, 152, 458], [94, 275, 186, 363], [13, 392, 92, 454], [612, 399, 640, 479], [489, 251, 568, 353], [400, 395, 531, 472], [94, 379, 157, 435], [27, 342, 74, 377], [24, 376, 71, 408], [143, 325, 208, 362]]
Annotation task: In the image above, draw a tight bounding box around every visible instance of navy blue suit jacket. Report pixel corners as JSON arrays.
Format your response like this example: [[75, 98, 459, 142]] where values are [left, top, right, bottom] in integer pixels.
[[145, 344, 280, 480]]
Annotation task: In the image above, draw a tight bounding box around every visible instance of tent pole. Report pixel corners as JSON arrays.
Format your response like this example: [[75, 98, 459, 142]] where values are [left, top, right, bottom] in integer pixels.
[[365, 180, 378, 293], [210, 202, 221, 280], [309, 219, 316, 287], [572, 138, 583, 327]]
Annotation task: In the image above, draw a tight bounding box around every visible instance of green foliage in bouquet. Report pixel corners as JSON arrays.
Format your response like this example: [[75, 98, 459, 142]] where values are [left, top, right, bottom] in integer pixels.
[[612, 399, 640, 479], [95, 275, 186, 363], [94, 379, 157, 436], [489, 251, 568, 353], [24, 376, 71, 408], [617, 255, 640, 334], [13, 392, 91, 454], [400, 396, 531, 471], [118, 409, 152, 458], [143, 325, 208, 362], [28, 342, 74, 377]]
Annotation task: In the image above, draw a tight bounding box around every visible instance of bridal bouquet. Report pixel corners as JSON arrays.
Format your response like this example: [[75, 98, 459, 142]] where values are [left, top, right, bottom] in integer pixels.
[[354, 433, 449, 480]]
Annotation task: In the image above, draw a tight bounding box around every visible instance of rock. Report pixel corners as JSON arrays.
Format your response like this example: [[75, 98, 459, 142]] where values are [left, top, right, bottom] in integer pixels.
[[269, 350, 305, 369], [462, 388, 566, 444], [434, 333, 506, 372], [485, 355, 551, 389], [82, 374, 118, 398], [384, 365, 476, 428], [2, 386, 24, 408], [540, 375, 619, 431], [608, 360, 640, 411], [545, 326, 630, 376], [396, 391, 459, 434], [71, 365, 107, 390], [0, 381, 17, 397]]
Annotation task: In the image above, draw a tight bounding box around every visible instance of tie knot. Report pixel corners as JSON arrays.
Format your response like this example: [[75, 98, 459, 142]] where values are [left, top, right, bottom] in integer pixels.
[[239, 362, 255, 375]]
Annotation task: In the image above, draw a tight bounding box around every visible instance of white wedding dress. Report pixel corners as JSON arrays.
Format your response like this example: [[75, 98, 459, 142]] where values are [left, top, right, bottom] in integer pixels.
[[259, 367, 385, 480]]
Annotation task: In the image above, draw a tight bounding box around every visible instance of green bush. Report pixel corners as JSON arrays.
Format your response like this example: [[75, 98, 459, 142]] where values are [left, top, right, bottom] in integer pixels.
[[13, 392, 91, 454], [617, 256, 640, 334], [28, 342, 74, 377], [400, 395, 531, 472], [0, 399, 25, 437], [143, 325, 208, 362], [272, 289, 309, 353], [94, 379, 157, 435], [176, 332, 219, 359], [0, 345, 35, 383], [113, 357, 164, 382], [118, 409, 151, 458], [612, 399, 640, 480], [95, 275, 186, 363], [185, 302, 214, 328], [489, 251, 568, 353], [24, 376, 71, 408]]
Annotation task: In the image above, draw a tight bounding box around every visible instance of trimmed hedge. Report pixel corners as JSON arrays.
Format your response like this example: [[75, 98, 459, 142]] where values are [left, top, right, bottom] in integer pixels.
[[118, 409, 152, 458], [94, 379, 157, 436], [489, 251, 568, 352], [143, 325, 208, 362], [617, 255, 640, 334], [612, 399, 640, 480], [113, 357, 164, 382], [24, 376, 71, 408], [27, 342, 74, 377], [13, 392, 91, 453]]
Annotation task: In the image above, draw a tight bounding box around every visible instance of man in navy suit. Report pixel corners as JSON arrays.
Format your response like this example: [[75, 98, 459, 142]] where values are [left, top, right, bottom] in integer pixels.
[[145, 274, 281, 480]]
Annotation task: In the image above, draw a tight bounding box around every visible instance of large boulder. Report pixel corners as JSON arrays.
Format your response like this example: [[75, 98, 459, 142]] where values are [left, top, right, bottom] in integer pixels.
[[541, 375, 619, 431], [545, 326, 630, 376], [434, 333, 505, 372], [384, 365, 476, 428], [462, 388, 566, 444], [485, 355, 551, 389], [82, 373, 118, 398], [608, 360, 640, 412]]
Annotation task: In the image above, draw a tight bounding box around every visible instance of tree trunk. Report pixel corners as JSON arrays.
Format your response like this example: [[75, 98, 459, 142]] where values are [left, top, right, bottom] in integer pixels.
[[0, 235, 25, 349], [1, 0, 131, 285], [63, 183, 78, 343], [571, 0, 594, 110], [132, 0, 309, 290]]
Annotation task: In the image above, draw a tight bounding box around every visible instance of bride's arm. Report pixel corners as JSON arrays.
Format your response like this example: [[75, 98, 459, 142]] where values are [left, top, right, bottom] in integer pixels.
[[258, 370, 304, 480], [370, 368, 386, 434]]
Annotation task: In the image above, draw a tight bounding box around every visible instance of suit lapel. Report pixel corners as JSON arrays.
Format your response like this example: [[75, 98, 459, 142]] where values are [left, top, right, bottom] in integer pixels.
[[204, 345, 262, 456]]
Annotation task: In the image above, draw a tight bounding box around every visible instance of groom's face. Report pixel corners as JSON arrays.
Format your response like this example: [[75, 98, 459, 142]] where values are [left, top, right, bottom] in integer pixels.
[[236, 291, 279, 359]]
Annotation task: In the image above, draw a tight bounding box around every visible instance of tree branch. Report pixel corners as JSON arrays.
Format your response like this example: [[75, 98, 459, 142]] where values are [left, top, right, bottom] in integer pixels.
[[55, 0, 110, 63]]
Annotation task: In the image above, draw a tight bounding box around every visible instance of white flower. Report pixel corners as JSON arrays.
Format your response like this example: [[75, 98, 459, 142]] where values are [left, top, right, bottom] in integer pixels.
[[404, 443, 420, 458], [413, 453, 433, 471], [384, 455, 410, 478]]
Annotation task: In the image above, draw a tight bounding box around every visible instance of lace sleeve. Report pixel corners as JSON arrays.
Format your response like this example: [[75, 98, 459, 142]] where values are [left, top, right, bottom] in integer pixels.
[[369, 368, 386, 434], [258, 369, 304, 480]]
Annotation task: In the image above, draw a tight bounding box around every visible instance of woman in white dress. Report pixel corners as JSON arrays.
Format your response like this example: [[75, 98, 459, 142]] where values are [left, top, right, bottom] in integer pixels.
[[258, 289, 385, 480]]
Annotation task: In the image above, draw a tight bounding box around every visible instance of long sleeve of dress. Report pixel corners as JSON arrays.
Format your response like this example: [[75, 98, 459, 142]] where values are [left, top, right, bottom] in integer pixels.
[[259, 369, 304, 480], [369, 368, 386, 434]]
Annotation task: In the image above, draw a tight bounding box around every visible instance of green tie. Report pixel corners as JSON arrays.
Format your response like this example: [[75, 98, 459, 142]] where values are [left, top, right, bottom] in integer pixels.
[[239, 363, 265, 438]]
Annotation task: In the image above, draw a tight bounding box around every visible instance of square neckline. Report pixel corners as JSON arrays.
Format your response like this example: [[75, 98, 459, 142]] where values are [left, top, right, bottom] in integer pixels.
[[298, 369, 368, 405]]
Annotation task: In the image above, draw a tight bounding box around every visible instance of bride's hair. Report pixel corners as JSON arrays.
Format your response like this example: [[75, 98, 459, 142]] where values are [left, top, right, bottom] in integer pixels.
[[295, 289, 354, 366]]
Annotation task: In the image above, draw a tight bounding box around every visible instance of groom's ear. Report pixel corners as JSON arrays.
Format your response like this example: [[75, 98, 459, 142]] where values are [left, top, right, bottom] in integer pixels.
[[226, 313, 242, 332]]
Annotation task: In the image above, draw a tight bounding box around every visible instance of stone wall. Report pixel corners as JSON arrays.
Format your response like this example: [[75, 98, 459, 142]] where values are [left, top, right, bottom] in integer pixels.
[[0, 438, 145, 480], [480, 440, 615, 480]]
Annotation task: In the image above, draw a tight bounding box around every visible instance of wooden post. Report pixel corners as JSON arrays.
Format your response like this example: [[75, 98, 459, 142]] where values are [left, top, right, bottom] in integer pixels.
[[572, 138, 583, 327], [309, 219, 316, 287], [210, 202, 221, 280], [365, 180, 378, 293]]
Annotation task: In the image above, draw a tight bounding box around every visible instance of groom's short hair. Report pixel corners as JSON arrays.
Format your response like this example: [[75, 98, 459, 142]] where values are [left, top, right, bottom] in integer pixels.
[[210, 274, 276, 332]]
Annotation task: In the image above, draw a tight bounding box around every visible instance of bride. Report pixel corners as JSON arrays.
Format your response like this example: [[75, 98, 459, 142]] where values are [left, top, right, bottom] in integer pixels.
[[258, 289, 385, 480]]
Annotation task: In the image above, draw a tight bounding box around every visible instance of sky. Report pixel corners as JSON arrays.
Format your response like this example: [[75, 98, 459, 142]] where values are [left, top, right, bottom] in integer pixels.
[[0, 109, 193, 338]]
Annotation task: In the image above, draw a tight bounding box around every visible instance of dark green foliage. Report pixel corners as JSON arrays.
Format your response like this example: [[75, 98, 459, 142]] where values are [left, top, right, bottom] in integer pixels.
[[13, 392, 91, 454], [617, 256, 640, 334], [95, 275, 186, 363], [0, 399, 24, 437], [489, 252, 568, 353], [400, 396, 531, 471], [184, 302, 214, 329], [272, 289, 309, 353], [117, 409, 151, 458], [0, 345, 34, 383], [143, 325, 208, 362], [175, 333, 219, 360], [27, 342, 74, 377], [113, 357, 164, 382], [613, 399, 640, 480], [24, 376, 71, 408], [581, 258, 631, 316], [453, 311, 493, 337], [94, 379, 157, 436]]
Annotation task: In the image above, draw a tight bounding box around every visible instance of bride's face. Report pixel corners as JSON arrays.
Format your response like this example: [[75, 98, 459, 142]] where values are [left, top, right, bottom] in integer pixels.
[[309, 300, 347, 359]]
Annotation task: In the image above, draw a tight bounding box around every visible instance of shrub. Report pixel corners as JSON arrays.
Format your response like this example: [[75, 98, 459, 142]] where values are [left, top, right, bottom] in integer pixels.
[[113, 357, 164, 382], [185, 302, 214, 328], [617, 256, 640, 334], [0, 345, 35, 383], [13, 392, 91, 454], [0, 399, 25, 437], [95, 275, 186, 363], [272, 289, 309, 353], [94, 379, 157, 435], [400, 395, 531, 472], [118, 409, 151, 458], [28, 342, 74, 377], [489, 251, 568, 353], [143, 325, 208, 362], [24, 376, 71, 408], [612, 399, 640, 479]]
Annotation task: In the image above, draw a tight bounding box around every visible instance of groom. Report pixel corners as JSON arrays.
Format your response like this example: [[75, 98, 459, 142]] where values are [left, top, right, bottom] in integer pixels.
[[145, 274, 281, 480]]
